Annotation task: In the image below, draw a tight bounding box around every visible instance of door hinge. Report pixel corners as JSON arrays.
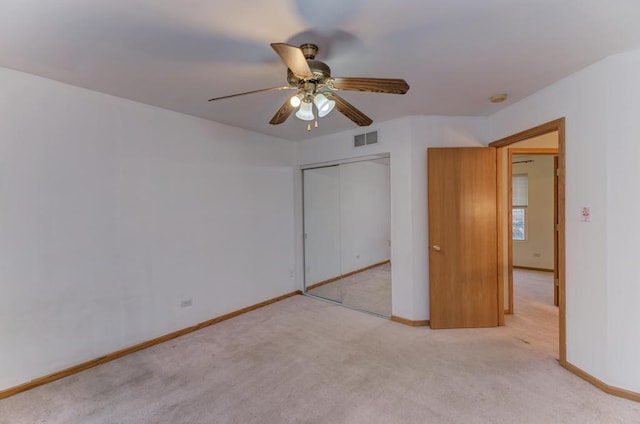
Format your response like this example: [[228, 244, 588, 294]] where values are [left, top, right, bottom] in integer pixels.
[[555, 224, 560, 232], [554, 278, 560, 286], [555, 168, 560, 177]]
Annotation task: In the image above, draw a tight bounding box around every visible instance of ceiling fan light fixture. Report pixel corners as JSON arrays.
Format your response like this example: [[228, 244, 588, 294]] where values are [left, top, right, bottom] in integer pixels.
[[314, 93, 336, 117], [296, 100, 315, 121], [289, 94, 302, 107]]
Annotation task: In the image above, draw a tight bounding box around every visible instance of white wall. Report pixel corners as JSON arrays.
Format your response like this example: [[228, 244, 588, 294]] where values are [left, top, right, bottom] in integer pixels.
[[490, 49, 640, 392], [297, 116, 488, 320], [512, 155, 555, 270], [604, 51, 640, 392], [0, 67, 297, 391]]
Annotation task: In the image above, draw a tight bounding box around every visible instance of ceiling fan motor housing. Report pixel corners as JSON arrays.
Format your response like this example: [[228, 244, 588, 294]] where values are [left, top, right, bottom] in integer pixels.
[[287, 60, 331, 87]]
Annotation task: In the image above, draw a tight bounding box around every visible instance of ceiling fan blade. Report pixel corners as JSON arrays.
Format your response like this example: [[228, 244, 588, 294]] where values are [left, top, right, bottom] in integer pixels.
[[269, 98, 297, 125], [330, 77, 409, 94], [271, 43, 313, 78], [208, 86, 294, 102], [325, 93, 373, 126]]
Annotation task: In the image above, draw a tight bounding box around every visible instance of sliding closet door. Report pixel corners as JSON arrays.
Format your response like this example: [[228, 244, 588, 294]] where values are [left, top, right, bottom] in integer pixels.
[[303, 157, 391, 317], [303, 166, 341, 301]]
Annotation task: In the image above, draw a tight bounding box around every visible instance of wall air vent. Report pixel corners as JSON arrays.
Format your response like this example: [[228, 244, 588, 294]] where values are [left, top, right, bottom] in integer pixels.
[[354, 131, 378, 148]]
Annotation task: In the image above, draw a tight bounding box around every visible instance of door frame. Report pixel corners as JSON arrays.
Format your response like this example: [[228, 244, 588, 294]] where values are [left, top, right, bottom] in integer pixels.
[[489, 117, 566, 366]]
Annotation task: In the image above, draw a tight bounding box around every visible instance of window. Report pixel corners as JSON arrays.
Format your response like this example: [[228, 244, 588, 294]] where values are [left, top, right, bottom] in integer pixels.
[[512, 207, 526, 241], [512, 173, 528, 241]]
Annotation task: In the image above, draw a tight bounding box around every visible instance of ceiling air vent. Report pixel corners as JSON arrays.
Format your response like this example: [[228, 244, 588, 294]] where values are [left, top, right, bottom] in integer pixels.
[[354, 131, 378, 148]]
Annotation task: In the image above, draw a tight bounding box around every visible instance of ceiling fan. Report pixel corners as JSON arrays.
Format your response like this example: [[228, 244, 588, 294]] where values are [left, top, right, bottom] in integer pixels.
[[208, 43, 410, 130]]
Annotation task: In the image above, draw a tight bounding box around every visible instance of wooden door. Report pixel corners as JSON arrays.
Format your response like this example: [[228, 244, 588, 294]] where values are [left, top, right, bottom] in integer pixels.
[[428, 147, 499, 329]]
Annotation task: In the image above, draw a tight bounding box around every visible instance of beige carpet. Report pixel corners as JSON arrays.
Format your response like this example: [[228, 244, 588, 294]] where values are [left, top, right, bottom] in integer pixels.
[[1, 270, 639, 423], [509, 269, 558, 357], [307, 263, 391, 317]]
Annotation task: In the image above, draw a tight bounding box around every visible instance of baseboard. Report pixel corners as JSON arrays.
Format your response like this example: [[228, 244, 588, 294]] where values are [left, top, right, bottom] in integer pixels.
[[391, 315, 430, 327], [513, 265, 554, 272], [0, 290, 302, 400], [306, 260, 391, 291], [306, 275, 344, 291], [564, 361, 640, 402]]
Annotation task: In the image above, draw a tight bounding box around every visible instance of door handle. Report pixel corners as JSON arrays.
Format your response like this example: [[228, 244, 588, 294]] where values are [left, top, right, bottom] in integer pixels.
[[432, 245, 441, 252]]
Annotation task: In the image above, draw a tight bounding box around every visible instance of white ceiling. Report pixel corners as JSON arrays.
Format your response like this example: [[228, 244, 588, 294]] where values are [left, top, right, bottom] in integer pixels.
[[2, 0, 640, 141]]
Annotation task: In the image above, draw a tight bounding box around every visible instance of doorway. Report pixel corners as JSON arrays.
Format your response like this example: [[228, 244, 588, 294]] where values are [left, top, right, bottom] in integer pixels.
[[508, 148, 558, 314], [489, 118, 566, 366]]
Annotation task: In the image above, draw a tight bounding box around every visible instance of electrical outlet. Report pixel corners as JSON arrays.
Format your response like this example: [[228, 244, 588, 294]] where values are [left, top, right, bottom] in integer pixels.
[[180, 299, 192, 308]]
